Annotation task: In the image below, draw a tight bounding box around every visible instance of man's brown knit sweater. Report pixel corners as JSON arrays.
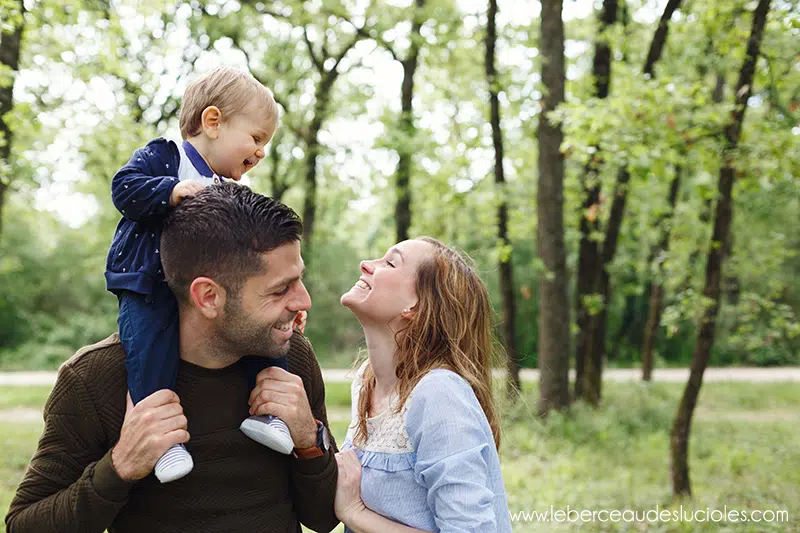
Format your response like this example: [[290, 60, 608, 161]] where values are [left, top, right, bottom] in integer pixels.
[[5, 332, 339, 533]]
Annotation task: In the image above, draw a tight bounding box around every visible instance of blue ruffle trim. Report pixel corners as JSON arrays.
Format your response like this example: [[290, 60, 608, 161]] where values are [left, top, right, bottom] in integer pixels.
[[343, 438, 417, 472]]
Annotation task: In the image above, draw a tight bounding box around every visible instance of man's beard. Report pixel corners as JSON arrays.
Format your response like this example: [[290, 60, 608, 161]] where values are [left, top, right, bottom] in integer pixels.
[[216, 296, 294, 360]]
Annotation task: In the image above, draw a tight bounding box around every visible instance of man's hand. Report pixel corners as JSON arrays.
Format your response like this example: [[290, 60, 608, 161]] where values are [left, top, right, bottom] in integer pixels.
[[248, 367, 318, 449], [111, 391, 190, 481], [169, 179, 205, 206]]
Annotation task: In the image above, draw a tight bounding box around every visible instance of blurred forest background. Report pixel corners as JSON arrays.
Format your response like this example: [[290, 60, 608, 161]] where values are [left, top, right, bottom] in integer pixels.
[[0, 0, 797, 375], [1, 0, 799, 529]]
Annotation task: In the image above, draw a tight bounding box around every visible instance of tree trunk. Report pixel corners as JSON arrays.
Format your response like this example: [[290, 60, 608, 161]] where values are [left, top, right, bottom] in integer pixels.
[[573, 0, 617, 400], [671, 0, 770, 498], [394, 0, 424, 243], [537, 0, 570, 415], [581, 0, 683, 401], [267, 132, 287, 203], [643, 0, 684, 78], [0, 0, 25, 237], [642, 167, 682, 381], [585, 168, 630, 404], [486, 0, 520, 396], [653, 74, 725, 370], [302, 72, 336, 249]]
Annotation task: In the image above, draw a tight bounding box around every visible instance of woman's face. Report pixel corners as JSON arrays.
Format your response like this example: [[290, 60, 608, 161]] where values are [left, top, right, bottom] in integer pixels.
[[341, 239, 434, 324]]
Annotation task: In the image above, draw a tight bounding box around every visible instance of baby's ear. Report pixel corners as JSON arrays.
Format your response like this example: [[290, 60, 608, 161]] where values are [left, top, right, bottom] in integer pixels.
[[200, 106, 222, 139]]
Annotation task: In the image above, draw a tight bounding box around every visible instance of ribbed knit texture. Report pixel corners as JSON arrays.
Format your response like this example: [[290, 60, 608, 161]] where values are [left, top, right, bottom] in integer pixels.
[[5, 332, 339, 533]]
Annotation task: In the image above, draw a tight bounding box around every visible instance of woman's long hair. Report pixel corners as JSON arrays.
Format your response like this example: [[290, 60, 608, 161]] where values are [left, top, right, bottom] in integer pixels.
[[353, 237, 501, 449]]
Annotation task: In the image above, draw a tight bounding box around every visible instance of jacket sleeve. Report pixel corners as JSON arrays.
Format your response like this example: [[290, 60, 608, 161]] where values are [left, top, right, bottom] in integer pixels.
[[288, 336, 340, 533], [111, 140, 180, 223], [5, 364, 137, 533], [406, 372, 499, 533]]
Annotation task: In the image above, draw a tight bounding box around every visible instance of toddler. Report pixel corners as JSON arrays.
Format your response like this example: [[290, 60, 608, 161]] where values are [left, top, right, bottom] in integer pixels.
[[105, 67, 297, 483]]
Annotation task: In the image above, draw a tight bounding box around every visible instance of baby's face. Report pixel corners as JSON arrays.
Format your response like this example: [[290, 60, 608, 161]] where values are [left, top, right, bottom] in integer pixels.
[[208, 107, 275, 180]]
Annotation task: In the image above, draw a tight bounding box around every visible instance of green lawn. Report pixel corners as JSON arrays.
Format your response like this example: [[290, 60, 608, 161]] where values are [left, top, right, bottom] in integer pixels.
[[1, 381, 797, 532]]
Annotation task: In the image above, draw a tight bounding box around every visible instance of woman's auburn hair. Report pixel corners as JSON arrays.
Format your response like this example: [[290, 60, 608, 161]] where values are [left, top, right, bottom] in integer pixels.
[[353, 237, 501, 450]]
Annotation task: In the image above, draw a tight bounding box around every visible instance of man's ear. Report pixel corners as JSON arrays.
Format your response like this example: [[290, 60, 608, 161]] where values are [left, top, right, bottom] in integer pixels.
[[189, 277, 226, 319], [200, 106, 222, 139]]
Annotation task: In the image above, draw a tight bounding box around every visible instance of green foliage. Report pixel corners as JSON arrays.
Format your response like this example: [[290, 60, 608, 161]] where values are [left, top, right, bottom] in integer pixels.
[[0, 0, 798, 370]]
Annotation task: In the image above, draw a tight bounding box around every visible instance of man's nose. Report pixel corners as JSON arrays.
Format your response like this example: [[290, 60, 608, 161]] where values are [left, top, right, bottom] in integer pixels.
[[290, 280, 312, 311]]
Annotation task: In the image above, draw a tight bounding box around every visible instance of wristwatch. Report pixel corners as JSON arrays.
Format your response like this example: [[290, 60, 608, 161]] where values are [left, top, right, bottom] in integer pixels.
[[292, 420, 330, 459]]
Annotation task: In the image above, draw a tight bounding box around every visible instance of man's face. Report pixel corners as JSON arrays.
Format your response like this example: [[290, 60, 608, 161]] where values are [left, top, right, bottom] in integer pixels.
[[217, 241, 311, 359]]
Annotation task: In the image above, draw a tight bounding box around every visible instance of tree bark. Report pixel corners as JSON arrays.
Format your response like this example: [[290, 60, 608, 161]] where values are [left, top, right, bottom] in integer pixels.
[[585, 168, 630, 404], [581, 0, 683, 402], [574, 0, 617, 400], [642, 167, 682, 381], [486, 0, 520, 396], [267, 131, 287, 203], [643, 0, 683, 77], [302, 71, 336, 249], [0, 0, 25, 237], [394, 0, 424, 243], [651, 74, 725, 374], [670, 0, 770, 498], [537, 0, 570, 415]]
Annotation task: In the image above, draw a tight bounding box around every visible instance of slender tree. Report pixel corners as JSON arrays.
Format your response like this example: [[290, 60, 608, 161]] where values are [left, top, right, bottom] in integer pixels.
[[581, 0, 683, 403], [642, 73, 724, 381], [393, 0, 425, 243], [298, 26, 362, 248], [0, 0, 25, 237], [211, 3, 364, 247], [641, 166, 682, 381], [537, 0, 570, 414], [486, 0, 520, 395], [670, 0, 771, 498], [574, 0, 618, 400]]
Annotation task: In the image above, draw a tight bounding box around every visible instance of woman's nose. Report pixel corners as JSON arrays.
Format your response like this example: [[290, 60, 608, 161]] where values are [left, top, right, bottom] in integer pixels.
[[360, 260, 373, 274]]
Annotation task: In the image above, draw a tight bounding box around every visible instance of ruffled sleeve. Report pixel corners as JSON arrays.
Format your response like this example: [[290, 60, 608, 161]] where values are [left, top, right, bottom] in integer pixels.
[[405, 370, 498, 533]]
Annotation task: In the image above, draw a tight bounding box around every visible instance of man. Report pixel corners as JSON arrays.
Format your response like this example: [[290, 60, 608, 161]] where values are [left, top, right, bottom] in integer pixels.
[[5, 183, 338, 533]]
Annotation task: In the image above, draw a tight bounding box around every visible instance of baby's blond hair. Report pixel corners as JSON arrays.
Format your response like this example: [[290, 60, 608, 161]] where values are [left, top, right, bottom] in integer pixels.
[[179, 67, 279, 140]]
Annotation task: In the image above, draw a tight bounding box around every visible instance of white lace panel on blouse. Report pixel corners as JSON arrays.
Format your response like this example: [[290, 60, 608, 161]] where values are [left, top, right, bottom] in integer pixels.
[[348, 374, 415, 454]]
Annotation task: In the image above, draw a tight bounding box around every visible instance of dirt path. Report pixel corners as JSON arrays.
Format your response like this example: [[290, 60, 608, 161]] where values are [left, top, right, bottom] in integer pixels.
[[1, 367, 798, 386]]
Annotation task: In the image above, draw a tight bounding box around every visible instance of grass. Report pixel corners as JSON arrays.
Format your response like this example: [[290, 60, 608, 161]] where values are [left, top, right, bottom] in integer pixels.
[[1, 381, 798, 532]]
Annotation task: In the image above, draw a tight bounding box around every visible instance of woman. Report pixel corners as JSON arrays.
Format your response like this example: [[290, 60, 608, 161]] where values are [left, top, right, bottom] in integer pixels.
[[334, 237, 513, 533]]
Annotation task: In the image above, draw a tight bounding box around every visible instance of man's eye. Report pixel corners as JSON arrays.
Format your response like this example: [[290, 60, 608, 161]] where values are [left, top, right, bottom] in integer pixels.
[[276, 286, 290, 296]]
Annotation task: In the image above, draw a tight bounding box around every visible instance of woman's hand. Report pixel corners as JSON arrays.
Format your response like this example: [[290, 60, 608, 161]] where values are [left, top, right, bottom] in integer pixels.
[[335, 450, 367, 525]]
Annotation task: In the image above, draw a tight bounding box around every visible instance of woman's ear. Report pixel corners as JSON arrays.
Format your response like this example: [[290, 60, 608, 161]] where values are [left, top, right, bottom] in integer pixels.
[[401, 305, 417, 321], [200, 106, 222, 139], [189, 277, 226, 319]]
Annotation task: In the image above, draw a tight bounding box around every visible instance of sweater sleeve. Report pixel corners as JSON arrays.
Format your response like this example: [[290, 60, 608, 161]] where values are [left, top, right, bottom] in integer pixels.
[[406, 371, 498, 533], [287, 334, 340, 533], [5, 364, 137, 533], [111, 140, 180, 223]]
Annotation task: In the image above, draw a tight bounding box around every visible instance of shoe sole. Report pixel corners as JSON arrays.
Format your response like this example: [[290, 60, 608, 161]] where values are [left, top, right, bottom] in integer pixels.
[[155, 457, 194, 483], [240, 420, 294, 454]]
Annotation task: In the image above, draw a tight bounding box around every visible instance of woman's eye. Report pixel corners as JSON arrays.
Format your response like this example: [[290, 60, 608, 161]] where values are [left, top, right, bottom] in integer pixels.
[[387, 261, 395, 268]]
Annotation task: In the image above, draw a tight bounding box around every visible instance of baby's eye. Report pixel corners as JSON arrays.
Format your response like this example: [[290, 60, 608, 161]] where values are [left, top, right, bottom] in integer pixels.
[[253, 136, 261, 144]]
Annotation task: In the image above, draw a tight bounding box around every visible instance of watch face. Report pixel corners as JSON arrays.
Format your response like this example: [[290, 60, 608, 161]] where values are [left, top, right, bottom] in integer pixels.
[[320, 423, 331, 451]]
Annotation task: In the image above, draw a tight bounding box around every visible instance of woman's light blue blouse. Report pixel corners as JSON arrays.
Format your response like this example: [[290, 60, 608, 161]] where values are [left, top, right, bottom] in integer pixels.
[[342, 367, 512, 533]]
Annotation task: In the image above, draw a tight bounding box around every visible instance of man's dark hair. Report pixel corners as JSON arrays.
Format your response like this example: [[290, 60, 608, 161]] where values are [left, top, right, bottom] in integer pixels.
[[161, 182, 303, 303]]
